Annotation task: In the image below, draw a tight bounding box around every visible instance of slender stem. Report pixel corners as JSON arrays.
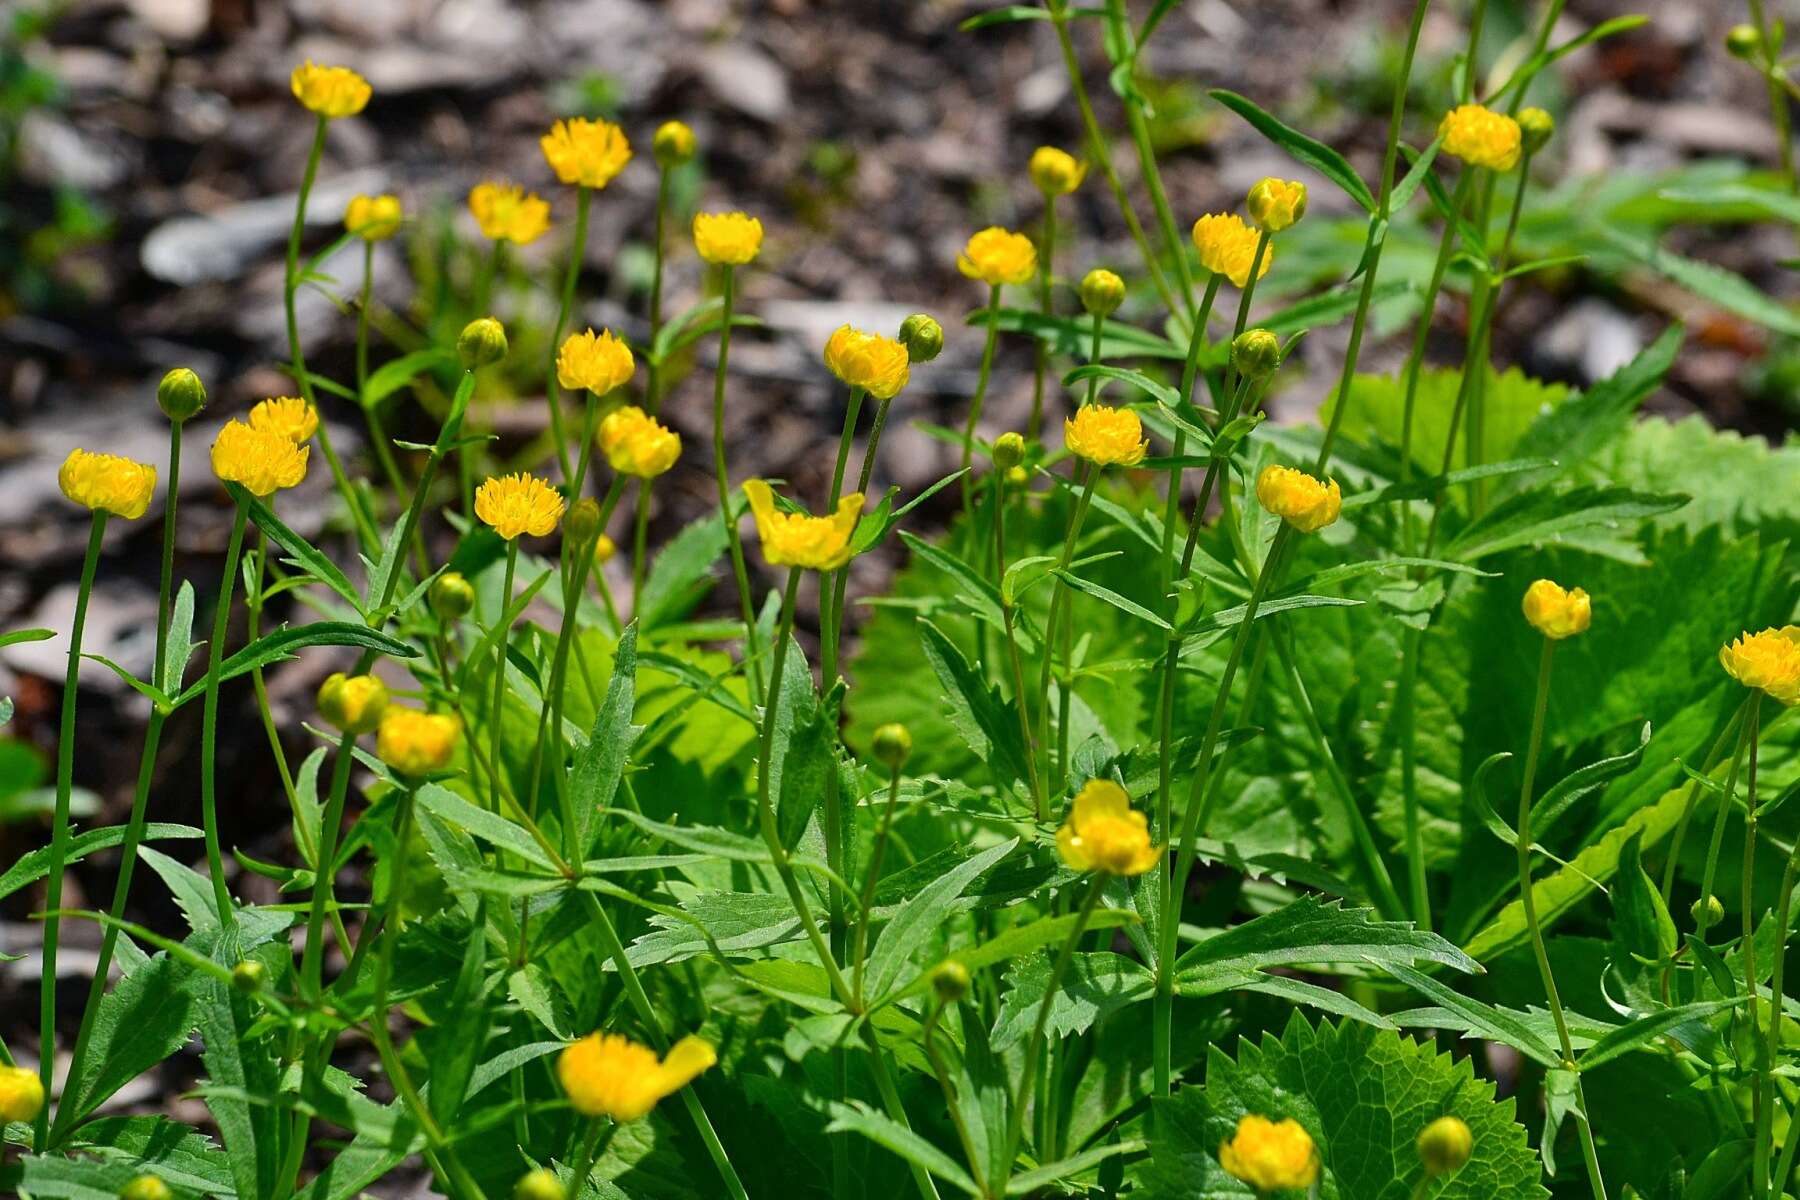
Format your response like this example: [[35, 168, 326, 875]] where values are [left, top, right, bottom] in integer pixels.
[[1030, 199, 1058, 442], [153, 423, 182, 691], [1763, 826, 1800, 1198], [1398, 625, 1432, 927], [1697, 695, 1760, 944], [993, 473, 1046, 818], [545, 187, 592, 482], [530, 540, 599, 843], [1397, 169, 1475, 551], [1744, 698, 1767, 1200], [922, 1005, 987, 1192], [960, 284, 1005, 524], [862, 1023, 943, 1200], [248, 531, 300, 812], [1659, 699, 1744, 907], [820, 386, 867, 689], [566, 1118, 607, 1195], [631, 477, 652, 614], [488, 542, 520, 814], [200, 504, 248, 930], [710, 266, 766, 705], [299, 732, 358, 999], [1748, 0, 1798, 194], [647, 169, 671, 415], [356, 241, 408, 508], [852, 761, 905, 1007], [1036, 469, 1099, 801]]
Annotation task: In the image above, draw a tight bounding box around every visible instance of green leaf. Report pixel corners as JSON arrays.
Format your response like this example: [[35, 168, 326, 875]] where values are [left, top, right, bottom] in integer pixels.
[[1060, 364, 1180, 406], [1595, 225, 1800, 336], [1577, 998, 1740, 1071], [866, 838, 1018, 1004], [1443, 486, 1689, 563], [1053, 569, 1171, 630], [67, 1116, 235, 1194], [639, 504, 735, 630], [1379, 961, 1559, 1067], [159, 582, 198, 693], [917, 619, 1032, 792], [1174, 895, 1480, 985], [234, 487, 365, 616], [1611, 829, 1677, 964], [55, 953, 200, 1130], [826, 1100, 980, 1195], [570, 623, 643, 857], [0, 823, 199, 903], [414, 783, 556, 871], [776, 675, 837, 853], [970, 307, 1185, 360], [172, 623, 417, 708], [993, 950, 1153, 1049], [360, 348, 455, 409], [1209, 89, 1376, 213], [425, 901, 492, 1128], [1507, 325, 1682, 488]]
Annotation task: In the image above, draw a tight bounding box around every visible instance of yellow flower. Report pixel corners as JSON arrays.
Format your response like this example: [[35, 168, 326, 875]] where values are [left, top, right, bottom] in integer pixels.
[[1219, 1114, 1320, 1193], [1255, 464, 1341, 534], [540, 117, 632, 189], [598, 406, 681, 479], [1064, 404, 1148, 468], [1719, 627, 1800, 705], [345, 193, 402, 241], [957, 226, 1037, 286], [557, 328, 636, 395], [1055, 779, 1161, 876], [1246, 178, 1307, 232], [376, 707, 461, 776], [1439, 103, 1523, 171], [317, 673, 389, 736], [653, 119, 697, 167], [693, 211, 764, 266], [468, 182, 550, 245], [823, 325, 911, 400], [557, 1032, 716, 1122], [211, 421, 309, 497], [290, 61, 371, 119], [248, 396, 318, 444], [1521, 579, 1592, 641], [1191, 213, 1273, 289], [474, 473, 566, 540], [1029, 146, 1086, 196], [57, 449, 156, 520], [0, 1064, 45, 1123], [743, 479, 864, 571]]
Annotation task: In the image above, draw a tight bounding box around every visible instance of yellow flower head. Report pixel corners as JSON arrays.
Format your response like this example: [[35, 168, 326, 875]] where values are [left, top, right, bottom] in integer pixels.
[[248, 396, 318, 444], [211, 420, 309, 497], [693, 211, 764, 266], [824, 325, 911, 400], [376, 707, 461, 776], [475, 473, 566, 540], [541, 117, 632, 189], [1256, 464, 1341, 534], [1247, 177, 1308, 233], [0, 1064, 45, 1124], [1521, 579, 1592, 641], [1029, 146, 1086, 196], [557, 328, 636, 395], [58, 449, 156, 520], [743, 479, 864, 571], [345, 193, 402, 241], [468, 182, 550, 246], [598, 406, 681, 479], [1439, 103, 1523, 171], [317, 672, 389, 736], [958, 226, 1037, 286], [653, 119, 697, 167], [1719, 627, 1800, 705], [1056, 779, 1161, 875], [1192, 213, 1273, 289], [1220, 1114, 1320, 1193], [558, 1032, 716, 1122], [290, 61, 370, 119], [1064, 404, 1148, 468]]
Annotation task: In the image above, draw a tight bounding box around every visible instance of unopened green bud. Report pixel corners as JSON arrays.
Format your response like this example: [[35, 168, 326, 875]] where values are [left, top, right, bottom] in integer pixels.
[[871, 722, 912, 769], [564, 497, 602, 550], [316, 672, 389, 735], [1006, 465, 1029, 488], [231, 959, 267, 993], [1726, 24, 1763, 59], [458, 317, 508, 368], [513, 1168, 566, 1200], [1417, 1115, 1472, 1176], [993, 432, 1026, 471], [430, 571, 476, 620], [120, 1175, 173, 1200], [931, 960, 972, 1003], [1231, 329, 1282, 381], [1518, 107, 1555, 155], [1079, 268, 1125, 316], [157, 367, 208, 423], [1692, 894, 1725, 930], [899, 314, 944, 363], [652, 120, 697, 169]]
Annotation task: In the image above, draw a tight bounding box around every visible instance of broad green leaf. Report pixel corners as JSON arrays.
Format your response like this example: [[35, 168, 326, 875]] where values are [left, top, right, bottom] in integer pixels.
[[1578, 998, 1739, 1071], [55, 953, 200, 1130], [1174, 895, 1479, 985], [1379, 962, 1560, 1066], [992, 950, 1153, 1049], [1443, 486, 1688, 563], [917, 619, 1032, 792]]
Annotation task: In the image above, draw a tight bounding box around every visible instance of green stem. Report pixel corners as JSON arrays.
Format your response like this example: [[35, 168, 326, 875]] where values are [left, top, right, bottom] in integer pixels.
[[1765, 827, 1800, 1198], [852, 760, 906, 1009], [1398, 625, 1431, 927], [248, 530, 300, 812], [530, 540, 599, 843], [1030, 199, 1057, 442], [960, 284, 1005, 525], [1744, 698, 1767, 1200], [710, 266, 766, 706], [862, 1023, 943, 1200], [299, 732, 358, 999], [922, 1005, 988, 1193], [1697, 694, 1760, 944], [1036, 469, 1099, 801], [200, 504, 248, 930], [488, 542, 520, 814], [820, 386, 867, 686], [631, 477, 652, 615], [993, 473, 1046, 818], [356, 241, 408, 508], [1748, 0, 1798, 194], [545, 186, 592, 482], [647, 169, 671, 415], [1659, 699, 1744, 907]]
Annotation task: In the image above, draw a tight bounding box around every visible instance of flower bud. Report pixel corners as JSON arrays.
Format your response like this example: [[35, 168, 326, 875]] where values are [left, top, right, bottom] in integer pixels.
[[595, 534, 618, 564], [430, 571, 476, 620], [317, 672, 389, 735], [898, 313, 944, 363], [458, 317, 508, 369], [931, 960, 971, 1004], [1231, 329, 1282, 381], [514, 1168, 566, 1200], [564, 497, 602, 550], [232, 959, 267, 993], [120, 1177, 173, 1200], [992, 432, 1026, 471], [157, 367, 208, 423], [0, 1064, 45, 1124], [1080, 268, 1125, 317], [1517, 107, 1555, 155], [871, 722, 912, 769], [1727, 23, 1763, 59], [1417, 1115, 1472, 1176], [1005, 465, 1029, 489], [1246, 178, 1307, 233], [1028, 146, 1086, 197], [1692, 893, 1725, 930], [652, 120, 697, 169]]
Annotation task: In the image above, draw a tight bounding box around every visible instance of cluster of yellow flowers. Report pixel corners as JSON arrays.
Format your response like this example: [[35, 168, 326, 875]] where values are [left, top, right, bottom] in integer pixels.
[[557, 1031, 716, 1121]]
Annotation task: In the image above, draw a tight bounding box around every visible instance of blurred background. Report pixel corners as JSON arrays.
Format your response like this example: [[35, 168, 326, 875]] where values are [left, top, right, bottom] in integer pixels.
[[0, 0, 1796, 1117]]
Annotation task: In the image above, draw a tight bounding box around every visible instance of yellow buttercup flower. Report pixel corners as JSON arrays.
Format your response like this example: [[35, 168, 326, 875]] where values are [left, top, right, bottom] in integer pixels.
[[1439, 103, 1523, 171], [468, 182, 550, 246], [290, 61, 370, 119], [557, 328, 636, 395], [598, 406, 681, 479], [211, 420, 309, 497], [1064, 404, 1148, 468], [248, 396, 318, 444], [0, 1064, 45, 1123], [1055, 779, 1161, 876], [1255, 464, 1341, 534], [823, 325, 911, 400], [1246, 177, 1307, 232], [1191, 213, 1273, 289], [376, 707, 461, 776], [345, 193, 402, 241], [693, 211, 764, 266], [1521, 579, 1592, 641], [1719, 627, 1800, 705], [1219, 1114, 1320, 1193], [957, 226, 1037, 286], [558, 1032, 716, 1122], [540, 117, 632, 189], [1029, 146, 1086, 196], [474, 473, 566, 540], [58, 449, 156, 520], [743, 479, 864, 571]]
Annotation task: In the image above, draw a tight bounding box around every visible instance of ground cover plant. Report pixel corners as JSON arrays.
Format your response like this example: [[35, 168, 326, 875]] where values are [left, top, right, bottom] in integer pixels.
[[4, 1, 1800, 1198]]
